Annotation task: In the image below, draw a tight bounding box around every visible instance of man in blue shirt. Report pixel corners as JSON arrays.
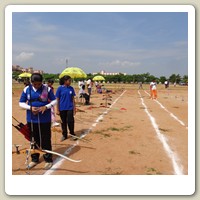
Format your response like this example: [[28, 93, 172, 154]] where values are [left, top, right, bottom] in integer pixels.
[[56, 75, 76, 141]]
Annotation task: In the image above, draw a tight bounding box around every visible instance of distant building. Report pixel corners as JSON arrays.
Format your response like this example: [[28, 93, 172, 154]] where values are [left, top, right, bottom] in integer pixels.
[[12, 65, 44, 74], [27, 67, 34, 73], [12, 65, 23, 72], [93, 70, 126, 76], [34, 70, 44, 74]]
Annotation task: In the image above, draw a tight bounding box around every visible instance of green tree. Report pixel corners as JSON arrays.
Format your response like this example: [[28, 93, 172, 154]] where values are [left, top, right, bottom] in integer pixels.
[[182, 75, 188, 83], [159, 76, 167, 84], [12, 71, 21, 80], [176, 74, 181, 84], [169, 74, 177, 83], [169, 74, 182, 84], [126, 75, 134, 83], [146, 75, 157, 83]]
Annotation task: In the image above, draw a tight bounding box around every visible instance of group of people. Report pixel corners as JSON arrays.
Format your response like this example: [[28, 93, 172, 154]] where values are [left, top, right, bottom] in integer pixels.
[[19, 74, 117, 169], [95, 81, 104, 94], [19, 73, 77, 170], [139, 79, 172, 100], [18, 72, 166, 170], [138, 80, 157, 99]]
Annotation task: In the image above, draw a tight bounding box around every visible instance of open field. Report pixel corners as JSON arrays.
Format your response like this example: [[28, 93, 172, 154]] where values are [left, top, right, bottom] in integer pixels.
[[12, 83, 188, 175]]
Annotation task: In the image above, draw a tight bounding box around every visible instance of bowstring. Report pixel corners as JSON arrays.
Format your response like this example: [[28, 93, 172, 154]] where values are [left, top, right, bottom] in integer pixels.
[[26, 84, 37, 173], [37, 114, 42, 148]]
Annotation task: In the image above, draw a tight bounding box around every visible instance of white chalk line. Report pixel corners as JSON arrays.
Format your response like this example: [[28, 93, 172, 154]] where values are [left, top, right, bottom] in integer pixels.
[[44, 90, 127, 175], [144, 90, 187, 129], [138, 91, 183, 175]]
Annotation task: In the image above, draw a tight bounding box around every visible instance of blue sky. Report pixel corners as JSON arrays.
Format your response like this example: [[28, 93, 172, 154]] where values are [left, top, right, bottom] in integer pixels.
[[12, 12, 188, 77]]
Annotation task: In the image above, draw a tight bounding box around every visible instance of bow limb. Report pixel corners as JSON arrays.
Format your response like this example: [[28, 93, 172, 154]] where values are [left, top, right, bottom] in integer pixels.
[[14, 148, 82, 163], [40, 149, 82, 163]]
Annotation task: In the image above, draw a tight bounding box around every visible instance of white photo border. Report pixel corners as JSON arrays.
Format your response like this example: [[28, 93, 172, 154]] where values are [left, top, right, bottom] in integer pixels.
[[5, 5, 195, 195]]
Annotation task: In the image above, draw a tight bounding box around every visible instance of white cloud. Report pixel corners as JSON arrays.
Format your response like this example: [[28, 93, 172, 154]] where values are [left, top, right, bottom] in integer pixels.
[[15, 52, 34, 62], [98, 60, 141, 69], [26, 18, 57, 32]]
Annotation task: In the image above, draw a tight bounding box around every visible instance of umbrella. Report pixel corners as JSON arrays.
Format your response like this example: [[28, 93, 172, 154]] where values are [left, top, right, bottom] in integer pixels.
[[93, 75, 105, 81], [18, 72, 32, 78], [59, 67, 87, 79]]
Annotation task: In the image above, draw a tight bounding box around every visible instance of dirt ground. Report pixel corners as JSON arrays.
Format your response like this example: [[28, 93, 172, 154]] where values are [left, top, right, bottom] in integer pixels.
[[11, 83, 188, 175]]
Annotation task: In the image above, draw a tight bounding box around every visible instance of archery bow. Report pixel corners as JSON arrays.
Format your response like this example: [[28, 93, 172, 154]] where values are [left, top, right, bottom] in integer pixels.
[[13, 145, 81, 163]]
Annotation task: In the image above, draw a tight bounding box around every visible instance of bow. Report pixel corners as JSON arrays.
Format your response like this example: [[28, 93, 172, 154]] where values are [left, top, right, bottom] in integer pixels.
[[13, 144, 81, 163]]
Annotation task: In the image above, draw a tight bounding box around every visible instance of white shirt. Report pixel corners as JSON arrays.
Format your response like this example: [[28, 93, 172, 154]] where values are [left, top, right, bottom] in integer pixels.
[[79, 88, 86, 95], [87, 79, 92, 88], [95, 81, 98, 87], [78, 81, 84, 89], [150, 82, 157, 90]]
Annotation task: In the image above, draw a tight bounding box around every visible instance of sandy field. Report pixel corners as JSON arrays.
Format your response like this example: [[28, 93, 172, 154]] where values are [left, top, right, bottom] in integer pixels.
[[11, 83, 188, 175]]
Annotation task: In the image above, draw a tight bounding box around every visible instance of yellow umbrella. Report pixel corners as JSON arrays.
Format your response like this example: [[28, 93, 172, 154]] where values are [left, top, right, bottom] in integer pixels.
[[18, 72, 32, 78], [93, 75, 105, 81], [59, 67, 87, 79]]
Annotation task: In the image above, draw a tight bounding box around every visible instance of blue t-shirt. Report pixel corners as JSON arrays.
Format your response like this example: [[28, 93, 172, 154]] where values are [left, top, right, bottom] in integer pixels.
[[56, 85, 76, 111], [19, 84, 56, 123]]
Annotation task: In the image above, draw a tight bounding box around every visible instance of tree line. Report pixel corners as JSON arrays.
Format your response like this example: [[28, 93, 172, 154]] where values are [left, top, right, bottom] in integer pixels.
[[12, 71, 188, 84]]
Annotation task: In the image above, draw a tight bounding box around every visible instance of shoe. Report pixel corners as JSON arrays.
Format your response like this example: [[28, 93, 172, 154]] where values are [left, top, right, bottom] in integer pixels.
[[70, 133, 78, 141], [52, 122, 60, 127], [60, 136, 67, 142], [44, 162, 53, 170], [27, 161, 38, 169]]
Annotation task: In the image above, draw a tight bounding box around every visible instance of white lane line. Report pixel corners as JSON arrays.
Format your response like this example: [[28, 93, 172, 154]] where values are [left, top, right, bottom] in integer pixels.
[[44, 90, 127, 175], [144, 90, 187, 128], [138, 91, 183, 175]]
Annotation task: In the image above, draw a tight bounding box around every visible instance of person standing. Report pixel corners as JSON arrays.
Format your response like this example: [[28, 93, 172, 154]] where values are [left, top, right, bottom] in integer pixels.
[[150, 80, 157, 99], [19, 73, 57, 170], [138, 82, 143, 89], [56, 75, 76, 141], [174, 82, 176, 87], [78, 80, 84, 89], [87, 78, 92, 95], [47, 79, 60, 127], [94, 81, 99, 93], [164, 80, 168, 89], [164, 80, 169, 89]]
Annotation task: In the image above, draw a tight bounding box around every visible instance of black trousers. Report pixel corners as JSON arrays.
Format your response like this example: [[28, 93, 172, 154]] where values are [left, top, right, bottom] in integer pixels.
[[60, 110, 75, 138], [88, 88, 92, 95], [28, 122, 52, 163], [82, 93, 90, 104]]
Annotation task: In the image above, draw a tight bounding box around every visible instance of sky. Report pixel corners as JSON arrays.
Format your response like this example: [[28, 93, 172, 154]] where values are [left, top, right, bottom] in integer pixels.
[[12, 12, 188, 77]]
